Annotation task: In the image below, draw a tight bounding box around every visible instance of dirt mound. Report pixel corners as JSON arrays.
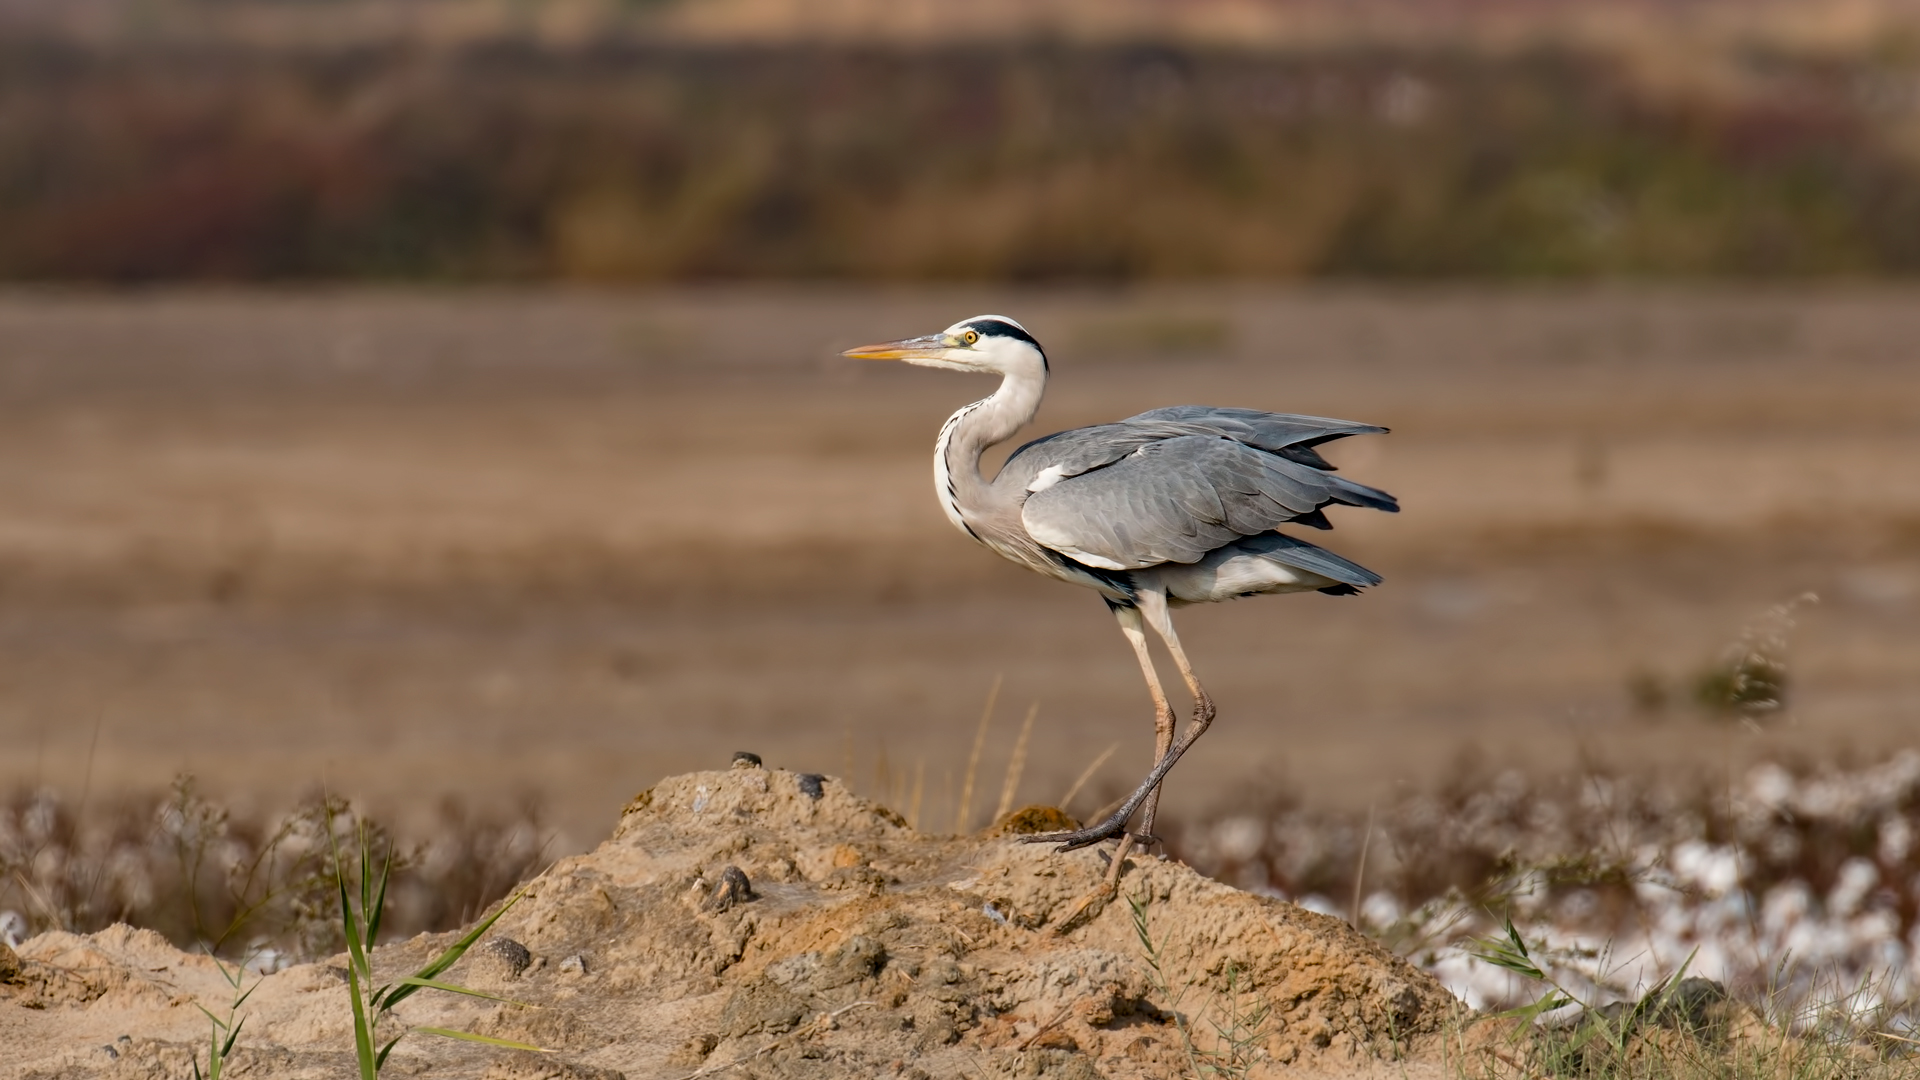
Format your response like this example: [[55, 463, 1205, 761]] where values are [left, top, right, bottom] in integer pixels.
[[0, 767, 1464, 1079]]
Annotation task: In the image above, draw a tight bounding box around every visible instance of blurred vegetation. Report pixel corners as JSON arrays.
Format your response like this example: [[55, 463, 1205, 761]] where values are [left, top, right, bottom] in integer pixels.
[[0, 777, 549, 961], [4, 35, 1920, 280]]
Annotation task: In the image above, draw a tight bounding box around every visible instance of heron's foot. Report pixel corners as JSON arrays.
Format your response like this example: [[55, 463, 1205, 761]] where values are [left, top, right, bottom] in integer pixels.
[[1018, 824, 1120, 853], [1018, 812, 1134, 853]]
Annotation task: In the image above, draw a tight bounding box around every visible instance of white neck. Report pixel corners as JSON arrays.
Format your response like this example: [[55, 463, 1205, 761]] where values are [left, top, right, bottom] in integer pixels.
[[932, 366, 1046, 539]]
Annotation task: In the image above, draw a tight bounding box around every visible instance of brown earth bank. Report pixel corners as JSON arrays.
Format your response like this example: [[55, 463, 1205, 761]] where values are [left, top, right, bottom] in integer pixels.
[[0, 288, 1916, 849], [0, 766, 1470, 1079]]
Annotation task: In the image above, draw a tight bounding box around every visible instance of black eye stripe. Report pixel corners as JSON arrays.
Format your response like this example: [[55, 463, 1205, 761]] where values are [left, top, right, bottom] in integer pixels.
[[962, 318, 1040, 349], [958, 317, 1047, 371]]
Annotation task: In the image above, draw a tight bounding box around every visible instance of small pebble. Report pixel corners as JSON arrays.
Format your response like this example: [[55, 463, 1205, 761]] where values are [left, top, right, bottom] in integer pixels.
[[98, 1045, 118, 1060], [558, 953, 589, 976], [731, 751, 763, 769], [797, 773, 825, 800], [478, 936, 532, 977], [706, 865, 755, 913]]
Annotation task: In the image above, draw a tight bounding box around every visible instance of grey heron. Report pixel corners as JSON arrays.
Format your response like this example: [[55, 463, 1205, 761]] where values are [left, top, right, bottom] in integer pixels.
[[844, 314, 1397, 861]]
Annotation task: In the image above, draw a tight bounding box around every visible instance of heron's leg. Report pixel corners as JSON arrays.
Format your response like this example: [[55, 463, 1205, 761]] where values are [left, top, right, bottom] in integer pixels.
[[1024, 589, 1218, 853], [1035, 604, 1162, 931], [1114, 602, 1178, 844], [1137, 589, 1216, 728], [1022, 704, 1218, 852]]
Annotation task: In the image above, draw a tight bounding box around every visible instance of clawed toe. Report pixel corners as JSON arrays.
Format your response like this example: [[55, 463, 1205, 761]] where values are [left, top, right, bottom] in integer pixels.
[[1018, 822, 1128, 853]]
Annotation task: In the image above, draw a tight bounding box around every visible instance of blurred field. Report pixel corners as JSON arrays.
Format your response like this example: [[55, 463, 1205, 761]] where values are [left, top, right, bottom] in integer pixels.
[[8, 10, 1920, 281], [12, 0, 1920, 52], [0, 287, 1915, 848]]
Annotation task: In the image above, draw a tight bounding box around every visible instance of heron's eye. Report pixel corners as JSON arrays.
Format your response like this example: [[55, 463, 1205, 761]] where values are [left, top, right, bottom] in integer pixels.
[[961, 329, 980, 346]]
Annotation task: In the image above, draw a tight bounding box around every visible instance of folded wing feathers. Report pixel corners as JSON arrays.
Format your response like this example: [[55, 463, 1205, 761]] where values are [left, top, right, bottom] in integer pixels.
[[1233, 532, 1384, 588], [1022, 429, 1397, 570], [1009, 427, 1159, 490], [1125, 405, 1389, 465]]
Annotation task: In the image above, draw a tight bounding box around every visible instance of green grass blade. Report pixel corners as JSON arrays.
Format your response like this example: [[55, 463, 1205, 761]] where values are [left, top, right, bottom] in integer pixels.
[[367, 845, 393, 947], [337, 845, 381, 1080], [1490, 991, 1573, 1022], [382, 891, 524, 1010], [359, 824, 374, 931], [420, 891, 523, 979], [1563, 1015, 1608, 1056], [1505, 916, 1531, 960], [220, 1015, 246, 1057], [1465, 913, 1549, 982], [338, 875, 370, 980], [412, 1027, 548, 1052], [1128, 895, 1150, 951], [390, 975, 528, 1005], [343, 944, 377, 1080], [375, 1034, 405, 1069]]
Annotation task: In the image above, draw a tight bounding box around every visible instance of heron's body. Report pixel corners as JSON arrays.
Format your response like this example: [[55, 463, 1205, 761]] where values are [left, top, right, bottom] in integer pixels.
[[845, 315, 1397, 856]]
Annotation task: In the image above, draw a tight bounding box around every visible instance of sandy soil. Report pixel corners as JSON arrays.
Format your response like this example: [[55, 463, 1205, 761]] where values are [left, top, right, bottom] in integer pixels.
[[0, 288, 1917, 847], [0, 764, 1470, 1079]]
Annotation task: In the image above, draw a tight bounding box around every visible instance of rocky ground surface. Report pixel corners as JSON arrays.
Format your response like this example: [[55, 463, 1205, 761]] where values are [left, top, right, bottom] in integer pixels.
[[0, 765, 1469, 1079]]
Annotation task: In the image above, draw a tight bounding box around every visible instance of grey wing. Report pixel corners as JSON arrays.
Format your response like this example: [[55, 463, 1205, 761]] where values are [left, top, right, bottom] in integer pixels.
[[1231, 532, 1383, 588], [1020, 434, 1395, 571], [998, 424, 1173, 492], [1000, 405, 1388, 492], [1124, 405, 1387, 471]]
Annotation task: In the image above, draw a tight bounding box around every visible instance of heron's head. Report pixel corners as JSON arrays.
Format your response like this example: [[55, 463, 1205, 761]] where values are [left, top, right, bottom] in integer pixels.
[[842, 315, 1047, 377]]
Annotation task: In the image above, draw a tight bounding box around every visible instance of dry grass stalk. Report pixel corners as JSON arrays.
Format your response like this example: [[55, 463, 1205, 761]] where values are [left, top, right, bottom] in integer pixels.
[[1057, 743, 1120, 813], [840, 720, 854, 793], [953, 675, 1001, 834], [1350, 801, 1375, 927], [907, 760, 925, 833], [992, 703, 1039, 825], [939, 769, 953, 836]]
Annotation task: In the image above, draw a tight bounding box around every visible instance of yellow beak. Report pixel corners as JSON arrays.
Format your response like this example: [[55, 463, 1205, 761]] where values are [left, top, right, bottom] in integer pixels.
[[841, 333, 950, 361]]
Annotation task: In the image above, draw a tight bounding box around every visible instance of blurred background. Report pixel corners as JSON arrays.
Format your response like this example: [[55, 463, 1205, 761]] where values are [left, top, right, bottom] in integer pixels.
[[0, 0, 1917, 871]]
